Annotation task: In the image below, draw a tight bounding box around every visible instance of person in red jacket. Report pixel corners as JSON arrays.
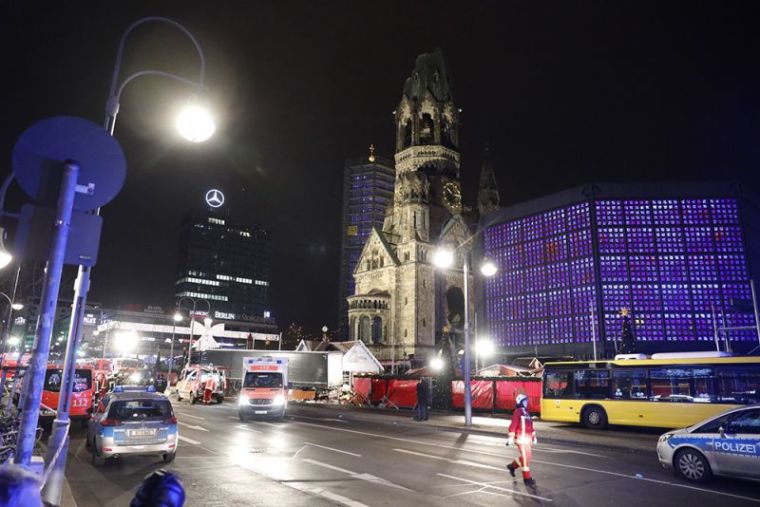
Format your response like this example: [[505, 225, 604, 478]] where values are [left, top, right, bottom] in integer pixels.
[[506, 393, 537, 489]]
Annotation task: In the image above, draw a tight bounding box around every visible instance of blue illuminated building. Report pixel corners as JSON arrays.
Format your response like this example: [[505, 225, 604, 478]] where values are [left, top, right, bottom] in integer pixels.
[[482, 182, 760, 356], [337, 152, 395, 339]]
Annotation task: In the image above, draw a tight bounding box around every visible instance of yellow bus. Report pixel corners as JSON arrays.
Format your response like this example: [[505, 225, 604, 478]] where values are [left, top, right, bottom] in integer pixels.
[[541, 353, 760, 429]]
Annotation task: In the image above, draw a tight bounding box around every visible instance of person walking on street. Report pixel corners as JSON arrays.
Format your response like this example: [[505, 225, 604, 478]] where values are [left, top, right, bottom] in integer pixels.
[[506, 393, 537, 490], [414, 377, 430, 421]]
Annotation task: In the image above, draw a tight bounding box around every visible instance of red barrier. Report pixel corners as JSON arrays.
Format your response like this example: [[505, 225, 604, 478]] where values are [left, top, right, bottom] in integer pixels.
[[451, 380, 494, 410], [495, 379, 542, 414], [352, 377, 372, 400], [369, 377, 387, 404], [387, 379, 418, 408]]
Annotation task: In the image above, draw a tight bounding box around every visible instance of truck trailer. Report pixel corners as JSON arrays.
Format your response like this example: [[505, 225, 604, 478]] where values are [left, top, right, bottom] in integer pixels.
[[198, 349, 343, 395]]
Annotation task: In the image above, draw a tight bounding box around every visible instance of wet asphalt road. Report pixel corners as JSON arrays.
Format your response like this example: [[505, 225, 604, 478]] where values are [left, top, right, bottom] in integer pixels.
[[65, 401, 760, 507]]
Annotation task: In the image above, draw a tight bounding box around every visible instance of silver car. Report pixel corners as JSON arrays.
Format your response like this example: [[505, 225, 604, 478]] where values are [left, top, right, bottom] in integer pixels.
[[86, 386, 178, 466], [657, 404, 760, 482]]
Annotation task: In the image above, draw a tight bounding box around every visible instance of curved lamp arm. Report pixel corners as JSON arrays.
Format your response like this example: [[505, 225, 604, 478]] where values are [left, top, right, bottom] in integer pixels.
[[105, 16, 206, 134]]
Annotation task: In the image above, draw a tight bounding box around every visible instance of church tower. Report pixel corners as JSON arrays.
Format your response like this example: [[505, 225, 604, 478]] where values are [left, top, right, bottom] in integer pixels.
[[348, 49, 474, 367]]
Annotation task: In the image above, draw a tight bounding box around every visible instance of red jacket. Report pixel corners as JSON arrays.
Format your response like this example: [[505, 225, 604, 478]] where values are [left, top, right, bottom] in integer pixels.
[[508, 407, 535, 441]]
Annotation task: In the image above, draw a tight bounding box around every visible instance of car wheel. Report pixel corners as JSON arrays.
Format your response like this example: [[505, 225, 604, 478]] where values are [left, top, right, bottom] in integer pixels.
[[674, 448, 712, 483], [91, 445, 106, 467], [176, 391, 183, 402], [581, 405, 608, 429], [163, 452, 176, 464], [190, 392, 197, 405], [238, 412, 247, 422], [216, 395, 223, 404]]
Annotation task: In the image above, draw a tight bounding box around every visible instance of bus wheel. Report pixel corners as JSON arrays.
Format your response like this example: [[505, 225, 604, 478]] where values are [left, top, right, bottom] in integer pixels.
[[581, 405, 608, 429], [674, 448, 712, 483]]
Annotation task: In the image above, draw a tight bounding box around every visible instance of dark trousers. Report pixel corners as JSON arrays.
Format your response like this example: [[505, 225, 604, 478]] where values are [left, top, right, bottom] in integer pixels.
[[415, 403, 428, 421]]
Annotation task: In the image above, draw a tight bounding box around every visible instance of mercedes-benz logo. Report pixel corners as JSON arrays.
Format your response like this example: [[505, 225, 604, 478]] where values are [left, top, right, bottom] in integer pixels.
[[205, 189, 225, 208]]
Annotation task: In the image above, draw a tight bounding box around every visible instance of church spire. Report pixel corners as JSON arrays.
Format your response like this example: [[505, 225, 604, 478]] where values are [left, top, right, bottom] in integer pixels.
[[477, 143, 500, 215]]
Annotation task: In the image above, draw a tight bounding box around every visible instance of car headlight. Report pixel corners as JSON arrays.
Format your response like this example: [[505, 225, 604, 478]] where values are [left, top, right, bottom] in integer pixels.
[[238, 396, 248, 406], [129, 373, 142, 383], [659, 433, 672, 443], [272, 394, 286, 406]]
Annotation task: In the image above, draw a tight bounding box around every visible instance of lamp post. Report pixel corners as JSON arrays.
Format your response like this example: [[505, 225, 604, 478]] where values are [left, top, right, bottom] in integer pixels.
[[176, 296, 211, 366], [169, 312, 182, 378], [433, 226, 498, 428], [0, 290, 23, 395], [42, 17, 214, 505]]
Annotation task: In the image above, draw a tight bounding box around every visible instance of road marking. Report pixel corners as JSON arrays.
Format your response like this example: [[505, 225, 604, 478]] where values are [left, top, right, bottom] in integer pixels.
[[175, 412, 205, 421], [235, 424, 263, 433], [298, 421, 760, 503], [393, 448, 500, 471], [178, 435, 201, 445], [286, 481, 369, 507], [302, 458, 413, 491], [293, 415, 348, 424], [438, 473, 553, 502], [178, 422, 209, 432], [304, 442, 361, 457]]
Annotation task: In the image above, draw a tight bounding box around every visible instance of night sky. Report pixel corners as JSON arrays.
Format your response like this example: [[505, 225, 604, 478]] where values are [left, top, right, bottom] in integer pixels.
[[2, 2, 760, 334]]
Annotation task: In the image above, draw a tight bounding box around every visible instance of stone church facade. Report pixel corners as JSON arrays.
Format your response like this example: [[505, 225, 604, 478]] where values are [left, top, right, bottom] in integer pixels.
[[347, 49, 499, 367]]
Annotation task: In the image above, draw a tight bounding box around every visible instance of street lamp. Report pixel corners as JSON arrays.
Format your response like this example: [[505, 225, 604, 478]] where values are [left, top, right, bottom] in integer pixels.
[[475, 338, 495, 372], [429, 356, 445, 372], [433, 227, 498, 428], [0, 227, 13, 269]]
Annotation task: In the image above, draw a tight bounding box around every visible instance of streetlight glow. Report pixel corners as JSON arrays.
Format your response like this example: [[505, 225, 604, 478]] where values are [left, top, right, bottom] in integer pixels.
[[115, 331, 138, 352], [433, 248, 454, 269], [11, 303, 23, 311], [7, 336, 20, 347], [173, 312, 183, 322], [430, 356, 445, 371], [176, 102, 215, 142], [476, 339, 495, 357], [479, 259, 498, 277]]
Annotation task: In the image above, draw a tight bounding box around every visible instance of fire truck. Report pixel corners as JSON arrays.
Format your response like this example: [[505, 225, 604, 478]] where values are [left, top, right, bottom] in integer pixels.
[[237, 357, 289, 421]]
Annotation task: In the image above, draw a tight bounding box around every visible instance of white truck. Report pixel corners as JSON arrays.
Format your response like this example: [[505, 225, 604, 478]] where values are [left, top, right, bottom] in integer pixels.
[[237, 356, 289, 421]]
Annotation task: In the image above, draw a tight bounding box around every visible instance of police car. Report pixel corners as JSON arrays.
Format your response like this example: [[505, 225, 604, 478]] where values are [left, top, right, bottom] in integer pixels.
[[657, 404, 760, 482], [86, 386, 178, 466]]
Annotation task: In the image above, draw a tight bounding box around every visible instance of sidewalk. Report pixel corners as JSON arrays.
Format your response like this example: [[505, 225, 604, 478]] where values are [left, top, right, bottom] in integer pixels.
[[293, 401, 661, 454]]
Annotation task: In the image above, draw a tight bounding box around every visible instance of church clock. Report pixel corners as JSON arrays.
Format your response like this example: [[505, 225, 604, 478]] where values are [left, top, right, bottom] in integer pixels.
[[442, 181, 462, 214]]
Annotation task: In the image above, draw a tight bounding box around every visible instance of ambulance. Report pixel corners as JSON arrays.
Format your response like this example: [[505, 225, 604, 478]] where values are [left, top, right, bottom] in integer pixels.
[[238, 356, 289, 421]]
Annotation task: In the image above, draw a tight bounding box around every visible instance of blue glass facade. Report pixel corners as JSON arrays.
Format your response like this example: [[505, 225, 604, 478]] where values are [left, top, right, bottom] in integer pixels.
[[338, 156, 395, 339], [484, 188, 758, 353]]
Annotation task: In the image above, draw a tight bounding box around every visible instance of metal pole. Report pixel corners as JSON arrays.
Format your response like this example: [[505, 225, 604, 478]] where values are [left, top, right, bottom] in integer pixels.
[[42, 267, 88, 504], [711, 304, 720, 352], [751, 280, 760, 349], [16, 161, 79, 466], [590, 301, 597, 360], [463, 252, 472, 428], [720, 308, 730, 353], [169, 319, 176, 378], [277, 331, 282, 351]]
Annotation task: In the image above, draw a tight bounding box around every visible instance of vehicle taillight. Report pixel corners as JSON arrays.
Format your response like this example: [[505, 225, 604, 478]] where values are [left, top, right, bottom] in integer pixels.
[[164, 416, 177, 424], [100, 418, 121, 426]]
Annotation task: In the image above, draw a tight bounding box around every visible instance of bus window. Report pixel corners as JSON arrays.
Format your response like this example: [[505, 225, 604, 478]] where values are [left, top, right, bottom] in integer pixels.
[[715, 366, 760, 404], [649, 367, 714, 403], [544, 370, 574, 399], [44, 369, 92, 393], [574, 370, 609, 400], [611, 369, 647, 400]]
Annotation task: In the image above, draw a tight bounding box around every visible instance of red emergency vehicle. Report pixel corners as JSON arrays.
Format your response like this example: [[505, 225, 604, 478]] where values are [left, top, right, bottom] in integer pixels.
[[42, 365, 96, 425]]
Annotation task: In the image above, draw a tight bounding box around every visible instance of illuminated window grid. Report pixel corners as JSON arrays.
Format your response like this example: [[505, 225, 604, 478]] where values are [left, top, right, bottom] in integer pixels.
[[627, 228, 655, 253], [690, 284, 721, 312], [682, 199, 712, 225], [624, 200, 652, 226], [545, 235, 567, 263], [658, 255, 688, 282], [574, 314, 592, 343], [598, 227, 626, 254], [567, 202, 591, 230], [634, 313, 663, 341], [629, 256, 658, 282], [688, 255, 718, 282], [545, 208, 566, 236], [655, 228, 684, 253], [547, 262, 570, 289], [524, 240, 544, 266], [652, 199, 681, 225], [600, 256, 627, 282], [524, 214, 544, 241], [662, 284, 691, 311], [693, 313, 715, 341], [602, 284, 631, 312], [632, 284, 662, 313], [547, 289, 572, 316], [569, 229, 592, 257], [713, 226, 743, 253], [710, 199, 739, 224], [549, 317, 574, 344], [685, 227, 714, 253], [570, 257, 594, 286], [596, 200, 624, 226], [664, 314, 695, 340], [717, 255, 747, 281]]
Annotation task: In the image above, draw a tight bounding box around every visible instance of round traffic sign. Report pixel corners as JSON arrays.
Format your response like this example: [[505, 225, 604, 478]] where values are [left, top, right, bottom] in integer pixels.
[[12, 116, 127, 211]]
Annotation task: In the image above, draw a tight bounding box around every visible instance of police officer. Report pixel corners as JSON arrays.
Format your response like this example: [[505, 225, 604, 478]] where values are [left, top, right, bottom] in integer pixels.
[[506, 393, 537, 489]]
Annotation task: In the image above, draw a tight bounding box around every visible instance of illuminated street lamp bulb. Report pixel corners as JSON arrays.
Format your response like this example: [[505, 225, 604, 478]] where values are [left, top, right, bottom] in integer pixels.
[[204, 317, 213, 326], [430, 356, 445, 371], [433, 248, 454, 269], [7, 336, 20, 347], [173, 313, 183, 322], [11, 303, 23, 311], [479, 259, 498, 277], [115, 331, 138, 352], [0, 250, 11, 270], [476, 339, 495, 357], [176, 102, 215, 142]]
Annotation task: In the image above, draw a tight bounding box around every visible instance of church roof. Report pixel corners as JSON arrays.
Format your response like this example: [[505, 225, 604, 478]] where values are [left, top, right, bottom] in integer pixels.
[[402, 48, 454, 103]]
